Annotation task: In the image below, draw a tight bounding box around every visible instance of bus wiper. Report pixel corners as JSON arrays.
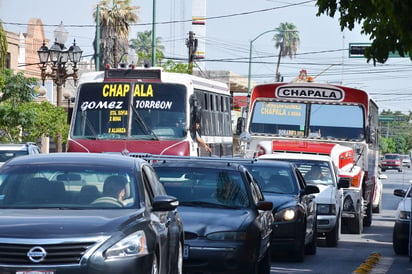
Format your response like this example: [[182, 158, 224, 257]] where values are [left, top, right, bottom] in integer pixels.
[[131, 105, 159, 140], [81, 111, 98, 139]]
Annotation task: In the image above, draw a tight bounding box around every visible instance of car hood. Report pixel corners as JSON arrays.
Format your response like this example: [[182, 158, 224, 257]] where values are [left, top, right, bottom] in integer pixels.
[[311, 184, 335, 204], [178, 206, 253, 235], [0, 209, 144, 238], [262, 193, 297, 210]]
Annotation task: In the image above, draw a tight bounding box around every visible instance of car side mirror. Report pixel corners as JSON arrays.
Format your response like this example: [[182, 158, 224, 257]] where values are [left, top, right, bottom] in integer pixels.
[[301, 185, 319, 196], [338, 178, 350, 189], [257, 200, 273, 211], [393, 189, 406, 198]]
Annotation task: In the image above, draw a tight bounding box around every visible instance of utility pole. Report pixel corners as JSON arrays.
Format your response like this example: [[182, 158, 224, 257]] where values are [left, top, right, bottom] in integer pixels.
[[186, 31, 198, 74]]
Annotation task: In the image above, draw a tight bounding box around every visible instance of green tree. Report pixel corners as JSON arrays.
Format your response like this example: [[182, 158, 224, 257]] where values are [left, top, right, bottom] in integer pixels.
[[129, 30, 165, 66], [94, 0, 140, 70], [316, 0, 412, 64], [273, 22, 300, 81], [161, 60, 190, 74], [0, 69, 68, 145]]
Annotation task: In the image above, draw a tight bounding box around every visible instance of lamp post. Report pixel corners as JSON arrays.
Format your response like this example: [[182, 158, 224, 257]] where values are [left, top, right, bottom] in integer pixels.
[[247, 29, 277, 96], [37, 22, 82, 152], [37, 22, 83, 107]]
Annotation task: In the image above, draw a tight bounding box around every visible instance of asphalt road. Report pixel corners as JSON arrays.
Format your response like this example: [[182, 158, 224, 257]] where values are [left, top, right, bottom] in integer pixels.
[[269, 168, 412, 274]]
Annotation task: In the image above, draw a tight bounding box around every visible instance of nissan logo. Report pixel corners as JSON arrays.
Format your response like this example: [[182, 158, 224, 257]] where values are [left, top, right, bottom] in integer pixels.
[[27, 246, 47, 263]]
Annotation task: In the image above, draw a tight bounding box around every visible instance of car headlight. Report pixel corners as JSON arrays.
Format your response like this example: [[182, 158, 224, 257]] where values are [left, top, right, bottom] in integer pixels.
[[274, 208, 296, 222], [105, 231, 148, 259], [399, 210, 411, 220], [317, 204, 336, 215], [207, 231, 248, 241]]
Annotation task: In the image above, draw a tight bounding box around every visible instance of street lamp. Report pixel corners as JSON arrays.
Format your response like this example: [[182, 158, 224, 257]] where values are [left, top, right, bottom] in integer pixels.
[[37, 22, 83, 107], [247, 29, 277, 96]]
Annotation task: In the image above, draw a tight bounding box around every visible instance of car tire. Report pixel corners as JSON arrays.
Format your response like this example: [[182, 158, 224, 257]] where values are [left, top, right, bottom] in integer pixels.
[[363, 202, 372, 227], [305, 221, 317, 255], [325, 217, 339, 247], [372, 196, 382, 213], [151, 253, 159, 274], [348, 202, 363, 234], [398, 168, 402, 172], [257, 247, 271, 274], [381, 169, 386, 172], [393, 228, 408, 255], [171, 240, 183, 274], [289, 229, 305, 262]]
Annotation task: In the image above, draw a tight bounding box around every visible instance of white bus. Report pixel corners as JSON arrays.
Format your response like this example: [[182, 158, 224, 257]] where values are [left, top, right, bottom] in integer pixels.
[[68, 67, 233, 156]]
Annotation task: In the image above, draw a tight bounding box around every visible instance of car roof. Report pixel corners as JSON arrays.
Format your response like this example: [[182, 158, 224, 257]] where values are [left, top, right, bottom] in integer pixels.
[[152, 158, 247, 171], [0, 143, 38, 150], [259, 153, 332, 162], [1, 152, 146, 168]]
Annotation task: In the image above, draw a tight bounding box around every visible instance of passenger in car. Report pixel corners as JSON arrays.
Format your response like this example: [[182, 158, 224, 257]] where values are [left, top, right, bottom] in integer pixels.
[[216, 172, 248, 207], [91, 175, 127, 207], [304, 165, 326, 181]]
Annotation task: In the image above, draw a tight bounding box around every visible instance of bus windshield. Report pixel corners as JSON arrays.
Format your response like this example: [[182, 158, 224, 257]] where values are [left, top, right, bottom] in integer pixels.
[[71, 82, 187, 140], [250, 101, 365, 140]]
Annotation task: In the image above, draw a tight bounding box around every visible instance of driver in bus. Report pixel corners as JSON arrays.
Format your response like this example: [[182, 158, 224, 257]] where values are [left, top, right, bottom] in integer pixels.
[[195, 122, 212, 153]]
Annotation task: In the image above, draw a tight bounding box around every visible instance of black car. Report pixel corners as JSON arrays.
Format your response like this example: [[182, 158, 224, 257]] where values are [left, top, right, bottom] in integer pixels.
[[0, 153, 183, 274], [151, 157, 274, 274], [238, 159, 319, 262]]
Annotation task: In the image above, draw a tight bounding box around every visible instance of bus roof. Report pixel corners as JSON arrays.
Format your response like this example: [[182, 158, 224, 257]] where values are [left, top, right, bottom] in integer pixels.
[[78, 67, 229, 94]]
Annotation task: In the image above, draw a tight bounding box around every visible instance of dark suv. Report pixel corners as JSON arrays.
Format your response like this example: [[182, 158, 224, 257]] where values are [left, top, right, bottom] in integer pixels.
[[0, 142, 41, 166], [381, 153, 402, 172]]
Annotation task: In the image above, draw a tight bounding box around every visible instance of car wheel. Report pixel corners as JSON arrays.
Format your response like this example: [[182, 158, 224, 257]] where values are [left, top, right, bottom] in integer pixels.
[[289, 229, 305, 262], [398, 168, 402, 172], [348, 201, 363, 234], [257, 247, 271, 274], [363, 202, 372, 227], [393, 228, 408, 255], [372, 196, 382, 213], [171, 240, 183, 274], [325, 217, 339, 247], [305, 222, 317, 255], [151, 253, 159, 274], [381, 169, 386, 172]]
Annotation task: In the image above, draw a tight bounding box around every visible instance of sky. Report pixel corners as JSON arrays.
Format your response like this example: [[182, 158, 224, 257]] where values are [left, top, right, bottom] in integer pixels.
[[1, 0, 411, 113]]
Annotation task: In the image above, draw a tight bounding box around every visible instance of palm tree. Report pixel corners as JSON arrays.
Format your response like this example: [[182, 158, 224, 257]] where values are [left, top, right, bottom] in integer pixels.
[[93, 0, 139, 70], [273, 22, 300, 81], [129, 30, 165, 67]]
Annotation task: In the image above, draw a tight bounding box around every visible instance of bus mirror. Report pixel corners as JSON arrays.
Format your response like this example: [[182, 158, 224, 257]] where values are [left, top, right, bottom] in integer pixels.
[[236, 117, 245, 135], [239, 132, 251, 143]]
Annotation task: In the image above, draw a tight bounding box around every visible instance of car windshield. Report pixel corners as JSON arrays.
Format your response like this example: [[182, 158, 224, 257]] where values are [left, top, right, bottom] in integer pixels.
[[384, 154, 400, 160], [154, 167, 250, 208], [0, 165, 138, 209], [243, 164, 298, 194]]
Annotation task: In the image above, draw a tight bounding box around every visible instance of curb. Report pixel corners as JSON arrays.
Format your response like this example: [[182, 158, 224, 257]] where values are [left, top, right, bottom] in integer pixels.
[[352, 253, 382, 274]]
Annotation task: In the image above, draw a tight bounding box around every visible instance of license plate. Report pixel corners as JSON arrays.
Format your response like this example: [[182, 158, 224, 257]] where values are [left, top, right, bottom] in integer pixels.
[[16, 271, 54, 274], [183, 244, 189, 259]]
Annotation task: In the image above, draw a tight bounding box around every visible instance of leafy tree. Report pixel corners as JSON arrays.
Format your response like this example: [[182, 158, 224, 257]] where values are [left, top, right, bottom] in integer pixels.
[[161, 60, 191, 74], [94, 0, 139, 70], [273, 22, 300, 81], [129, 30, 165, 66], [316, 0, 412, 64], [0, 69, 68, 145]]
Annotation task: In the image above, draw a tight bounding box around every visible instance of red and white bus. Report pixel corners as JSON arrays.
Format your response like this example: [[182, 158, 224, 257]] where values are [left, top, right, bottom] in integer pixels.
[[239, 82, 380, 233], [67, 67, 233, 157]]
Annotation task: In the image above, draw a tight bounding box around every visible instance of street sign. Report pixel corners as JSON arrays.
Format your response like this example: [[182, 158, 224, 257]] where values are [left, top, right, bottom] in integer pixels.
[[349, 43, 409, 58], [349, 43, 370, 58]]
